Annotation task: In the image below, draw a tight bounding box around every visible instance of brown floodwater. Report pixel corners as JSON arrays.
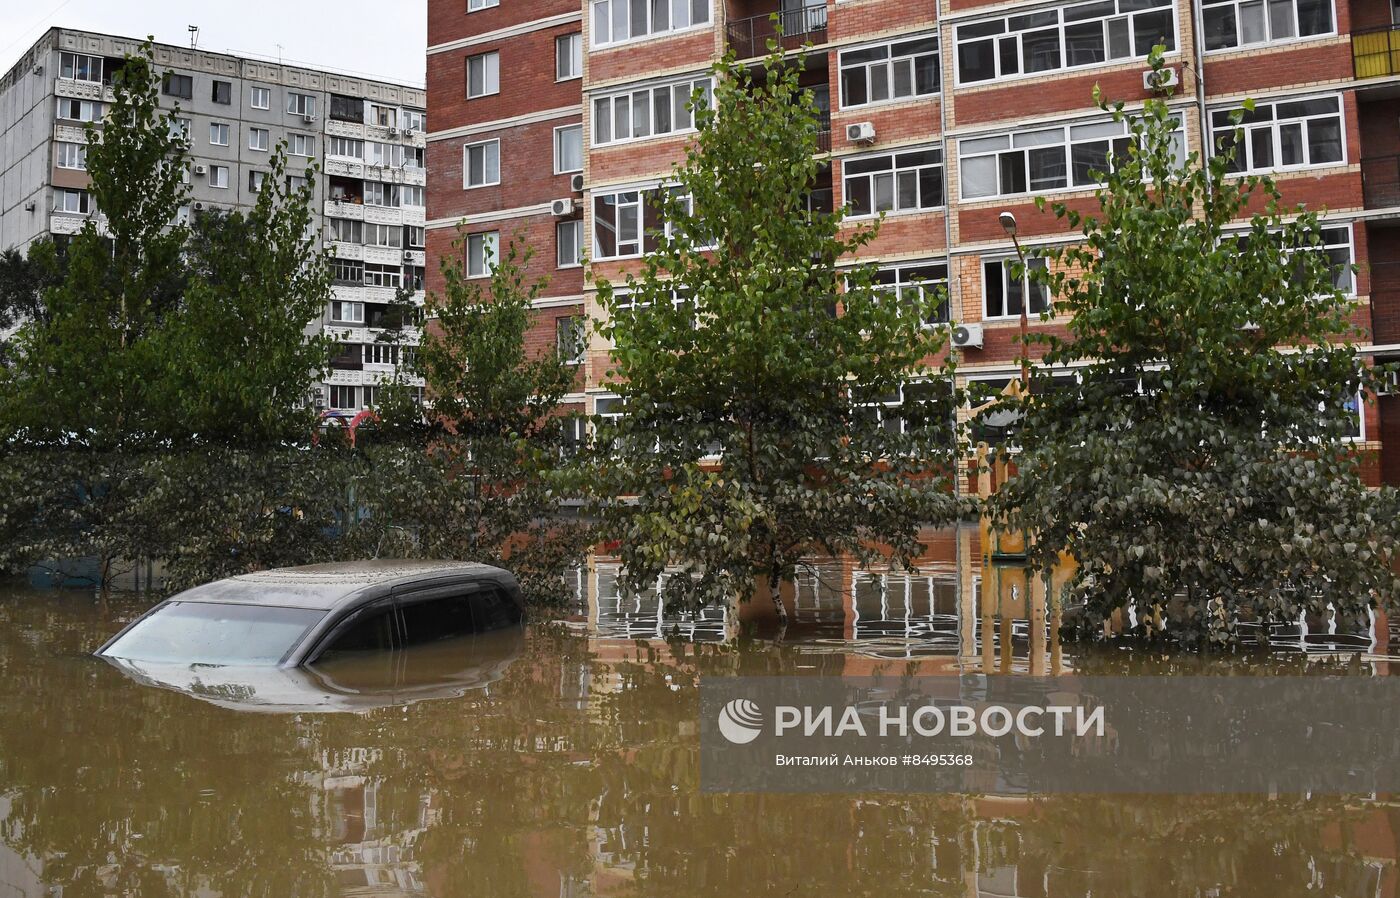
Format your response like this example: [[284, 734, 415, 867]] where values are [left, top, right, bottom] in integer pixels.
[[1, 561, 1397, 898]]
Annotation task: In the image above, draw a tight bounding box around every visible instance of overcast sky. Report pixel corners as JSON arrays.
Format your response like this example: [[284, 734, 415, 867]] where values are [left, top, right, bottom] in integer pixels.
[[0, 0, 427, 86]]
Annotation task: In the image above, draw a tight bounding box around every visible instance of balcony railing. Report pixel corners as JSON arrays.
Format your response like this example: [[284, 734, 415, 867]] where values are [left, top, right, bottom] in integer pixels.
[[1361, 155, 1400, 209], [1353, 25, 1400, 79], [726, 7, 829, 60]]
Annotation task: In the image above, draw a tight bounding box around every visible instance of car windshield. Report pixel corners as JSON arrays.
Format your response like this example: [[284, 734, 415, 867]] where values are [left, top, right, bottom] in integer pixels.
[[104, 602, 326, 665]]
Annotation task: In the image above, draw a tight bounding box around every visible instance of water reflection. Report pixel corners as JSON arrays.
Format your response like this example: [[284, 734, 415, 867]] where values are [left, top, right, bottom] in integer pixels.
[[1, 561, 1398, 896]]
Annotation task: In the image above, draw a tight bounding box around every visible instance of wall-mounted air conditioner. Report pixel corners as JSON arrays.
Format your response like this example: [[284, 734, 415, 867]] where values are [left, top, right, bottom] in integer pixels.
[[1142, 67, 1179, 92], [551, 198, 577, 216], [846, 121, 876, 143], [193, 164, 207, 176], [570, 173, 585, 193], [951, 322, 984, 349]]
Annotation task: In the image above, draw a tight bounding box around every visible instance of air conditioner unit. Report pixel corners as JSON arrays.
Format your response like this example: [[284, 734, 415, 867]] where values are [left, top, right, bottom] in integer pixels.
[[402, 250, 415, 261], [951, 322, 984, 349], [570, 173, 585, 193], [387, 126, 398, 136], [193, 163, 207, 176], [846, 121, 876, 143], [551, 198, 577, 217], [304, 112, 318, 123], [403, 128, 415, 138], [1142, 67, 1179, 92]]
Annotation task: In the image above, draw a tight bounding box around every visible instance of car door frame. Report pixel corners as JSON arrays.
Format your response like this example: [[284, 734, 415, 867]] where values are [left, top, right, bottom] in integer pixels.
[[296, 595, 403, 666]]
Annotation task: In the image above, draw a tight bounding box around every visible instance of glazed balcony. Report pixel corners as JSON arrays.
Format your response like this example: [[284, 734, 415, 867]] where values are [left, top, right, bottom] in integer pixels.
[[726, 5, 828, 60], [1361, 155, 1400, 209]]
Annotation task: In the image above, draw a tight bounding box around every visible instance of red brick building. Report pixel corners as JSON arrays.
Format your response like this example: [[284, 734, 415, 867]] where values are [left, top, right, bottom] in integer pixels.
[[427, 0, 1400, 483]]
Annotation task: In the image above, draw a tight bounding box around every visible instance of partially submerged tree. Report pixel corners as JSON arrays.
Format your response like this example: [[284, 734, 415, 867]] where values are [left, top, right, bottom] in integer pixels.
[[351, 232, 588, 601], [990, 53, 1399, 645], [591, 44, 965, 623]]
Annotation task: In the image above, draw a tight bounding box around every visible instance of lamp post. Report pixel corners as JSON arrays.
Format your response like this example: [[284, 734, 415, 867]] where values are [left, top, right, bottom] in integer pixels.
[[998, 211, 1030, 391]]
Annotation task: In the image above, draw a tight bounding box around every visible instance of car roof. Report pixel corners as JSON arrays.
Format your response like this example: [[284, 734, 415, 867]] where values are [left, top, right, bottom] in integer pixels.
[[165, 560, 515, 612]]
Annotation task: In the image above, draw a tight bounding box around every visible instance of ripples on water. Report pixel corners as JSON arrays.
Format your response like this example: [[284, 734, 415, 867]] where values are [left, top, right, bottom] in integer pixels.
[[0, 557, 1396, 897]]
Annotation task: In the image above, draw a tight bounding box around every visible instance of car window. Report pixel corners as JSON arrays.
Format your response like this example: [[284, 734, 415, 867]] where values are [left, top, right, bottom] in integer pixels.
[[472, 586, 520, 632], [400, 593, 477, 646], [317, 606, 396, 660], [103, 602, 324, 665]]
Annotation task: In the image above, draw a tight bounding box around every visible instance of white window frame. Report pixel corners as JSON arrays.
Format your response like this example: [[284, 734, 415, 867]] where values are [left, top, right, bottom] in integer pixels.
[[591, 77, 713, 147], [467, 231, 500, 278], [953, 0, 1178, 87], [837, 35, 940, 110], [332, 300, 365, 323], [55, 142, 87, 170], [557, 219, 584, 267], [874, 261, 950, 324], [557, 33, 584, 80], [329, 218, 364, 243], [364, 262, 403, 289], [365, 182, 401, 208], [249, 127, 270, 152], [1210, 93, 1346, 176], [592, 188, 651, 260], [958, 116, 1186, 201], [59, 52, 102, 82], [289, 133, 316, 157], [402, 185, 425, 208], [590, 0, 713, 49], [557, 315, 587, 364], [468, 0, 499, 9], [841, 146, 945, 219], [400, 109, 427, 131], [329, 385, 358, 410], [407, 225, 426, 249], [366, 222, 404, 248], [209, 165, 230, 189], [1224, 221, 1355, 296], [209, 122, 230, 146], [1201, 0, 1335, 52], [56, 98, 103, 122], [250, 86, 271, 109], [287, 92, 317, 117], [982, 256, 1051, 321], [464, 139, 501, 188], [53, 188, 91, 214], [554, 125, 584, 173], [467, 51, 500, 99], [328, 137, 364, 160], [248, 170, 267, 193]]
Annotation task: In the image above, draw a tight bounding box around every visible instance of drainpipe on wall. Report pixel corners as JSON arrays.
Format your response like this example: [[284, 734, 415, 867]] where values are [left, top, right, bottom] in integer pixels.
[[1191, 0, 1210, 188]]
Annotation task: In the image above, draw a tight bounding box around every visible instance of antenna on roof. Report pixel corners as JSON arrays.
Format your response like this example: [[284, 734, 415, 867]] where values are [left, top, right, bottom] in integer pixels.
[[187, 25, 200, 49]]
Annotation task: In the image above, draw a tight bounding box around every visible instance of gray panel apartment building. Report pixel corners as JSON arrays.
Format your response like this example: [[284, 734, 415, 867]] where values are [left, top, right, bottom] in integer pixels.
[[0, 28, 428, 417]]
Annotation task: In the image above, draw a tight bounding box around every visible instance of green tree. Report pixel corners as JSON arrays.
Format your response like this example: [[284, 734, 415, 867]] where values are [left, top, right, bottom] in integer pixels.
[[0, 40, 189, 447], [990, 54, 1399, 646], [349, 232, 588, 602], [0, 239, 65, 367], [591, 44, 964, 623], [149, 145, 333, 446]]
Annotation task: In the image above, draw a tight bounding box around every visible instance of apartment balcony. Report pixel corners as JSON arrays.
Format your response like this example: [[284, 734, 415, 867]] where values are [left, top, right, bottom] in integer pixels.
[[1353, 24, 1400, 79], [726, 5, 828, 60], [1361, 155, 1400, 209]]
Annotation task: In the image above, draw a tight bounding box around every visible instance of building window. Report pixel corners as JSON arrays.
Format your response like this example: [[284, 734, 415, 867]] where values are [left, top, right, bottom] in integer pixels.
[[1229, 223, 1355, 294], [404, 146, 426, 169], [593, 189, 655, 259], [209, 122, 230, 146], [56, 98, 103, 122], [592, 78, 712, 146], [839, 37, 939, 108], [162, 72, 193, 99], [874, 262, 950, 324], [55, 142, 87, 170], [53, 188, 91, 214], [369, 142, 405, 167], [209, 165, 229, 189], [249, 170, 267, 193], [591, 0, 711, 46], [464, 140, 501, 187], [400, 109, 427, 131], [329, 218, 364, 243], [249, 127, 270, 151], [331, 300, 364, 322], [329, 137, 364, 159], [369, 104, 395, 127], [330, 385, 358, 410], [250, 86, 271, 109], [983, 257, 1050, 320], [406, 225, 426, 248], [469, 0, 499, 9], [402, 185, 425, 207], [557, 219, 584, 267], [365, 263, 403, 288], [287, 174, 308, 193], [289, 133, 316, 157], [364, 344, 401, 365], [1212, 95, 1343, 174], [169, 117, 191, 140], [959, 117, 1185, 200], [842, 148, 944, 217], [60, 52, 102, 82], [1202, 0, 1332, 50], [287, 92, 317, 118], [333, 260, 365, 284], [367, 223, 404, 248], [467, 51, 500, 98], [557, 316, 586, 363], [557, 33, 583, 79], [555, 125, 583, 173], [212, 79, 232, 104], [366, 182, 401, 207], [467, 231, 499, 277], [954, 0, 1175, 85]]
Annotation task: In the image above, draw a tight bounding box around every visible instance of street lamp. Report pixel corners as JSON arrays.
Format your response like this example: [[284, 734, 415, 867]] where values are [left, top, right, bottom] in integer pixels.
[[998, 211, 1030, 390]]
